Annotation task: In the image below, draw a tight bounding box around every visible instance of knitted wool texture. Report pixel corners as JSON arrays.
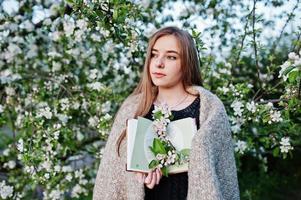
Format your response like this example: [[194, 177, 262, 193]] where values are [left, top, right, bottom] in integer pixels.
[[93, 86, 240, 200]]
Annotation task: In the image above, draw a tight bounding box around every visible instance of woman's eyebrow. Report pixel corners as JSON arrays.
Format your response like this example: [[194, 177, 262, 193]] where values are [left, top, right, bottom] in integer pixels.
[[151, 48, 180, 55]]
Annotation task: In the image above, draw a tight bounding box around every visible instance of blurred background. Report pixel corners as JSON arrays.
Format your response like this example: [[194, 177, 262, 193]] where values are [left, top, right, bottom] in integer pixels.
[[0, 0, 300, 199]]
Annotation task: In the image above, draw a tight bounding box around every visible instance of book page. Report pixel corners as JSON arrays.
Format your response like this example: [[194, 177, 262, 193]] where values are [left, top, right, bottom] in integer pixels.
[[127, 117, 197, 174]]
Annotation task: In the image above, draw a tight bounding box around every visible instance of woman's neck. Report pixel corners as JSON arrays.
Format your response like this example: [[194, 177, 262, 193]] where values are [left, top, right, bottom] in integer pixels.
[[156, 84, 188, 107]]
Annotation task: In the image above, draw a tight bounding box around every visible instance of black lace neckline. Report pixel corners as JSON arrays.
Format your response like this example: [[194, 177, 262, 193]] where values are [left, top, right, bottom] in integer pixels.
[[170, 95, 200, 113]]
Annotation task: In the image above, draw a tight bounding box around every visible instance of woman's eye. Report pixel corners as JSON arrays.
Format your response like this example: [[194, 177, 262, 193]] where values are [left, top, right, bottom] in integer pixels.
[[151, 53, 158, 58], [167, 56, 176, 60]]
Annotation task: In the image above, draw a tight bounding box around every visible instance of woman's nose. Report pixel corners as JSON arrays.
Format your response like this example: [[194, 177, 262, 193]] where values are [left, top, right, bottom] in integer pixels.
[[155, 57, 164, 68]]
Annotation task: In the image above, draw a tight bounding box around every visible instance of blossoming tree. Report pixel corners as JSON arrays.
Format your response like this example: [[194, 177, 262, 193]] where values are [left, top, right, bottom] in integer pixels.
[[0, 0, 300, 199]]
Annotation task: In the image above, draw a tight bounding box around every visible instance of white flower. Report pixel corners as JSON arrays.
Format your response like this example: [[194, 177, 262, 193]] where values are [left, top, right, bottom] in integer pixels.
[[0, 180, 13, 199], [278, 61, 291, 81], [44, 173, 50, 179], [53, 131, 60, 140], [247, 84, 253, 88], [269, 110, 283, 123], [231, 124, 241, 134], [231, 100, 244, 117], [66, 173, 73, 182], [59, 98, 70, 111], [101, 101, 111, 113], [5, 86, 15, 96], [295, 58, 301, 66], [103, 113, 111, 120], [156, 153, 166, 161], [32, 5, 50, 24], [88, 69, 99, 80], [75, 169, 84, 179], [1, 0, 20, 16], [52, 61, 62, 72], [91, 33, 101, 42], [0, 104, 3, 113], [42, 160, 52, 171], [87, 82, 103, 91], [0, 69, 21, 84], [36, 106, 53, 119], [288, 52, 299, 60], [76, 19, 88, 30], [74, 29, 84, 42], [16, 138, 24, 152], [4, 43, 22, 63], [56, 113, 70, 124], [2, 148, 10, 156], [54, 165, 61, 172], [48, 189, 63, 200], [24, 166, 35, 174], [266, 102, 273, 108], [72, 101, 80, 109], [246, 101, 256, 113], [166, 151, 176, 164], [71, 184, 84, 198], [279, 137, 294, 153], [49, 31, 62, 41], [62, 165, 73, 172], [219, 86, 229, 94], [76, 130, 84, 141], [88, 116, 99, 127], [63, 14, 75, 37], [19, 20, 34, 32], [235, 140, 248, 154], [4, 160, 16, 169]]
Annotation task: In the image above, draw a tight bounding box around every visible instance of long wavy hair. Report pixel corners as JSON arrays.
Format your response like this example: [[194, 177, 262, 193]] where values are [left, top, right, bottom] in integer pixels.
[[116, 26, 203, 156]]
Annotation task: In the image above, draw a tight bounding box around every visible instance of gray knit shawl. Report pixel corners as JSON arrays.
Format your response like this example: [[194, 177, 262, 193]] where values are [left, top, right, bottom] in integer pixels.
[[93, 86, 240, 200]]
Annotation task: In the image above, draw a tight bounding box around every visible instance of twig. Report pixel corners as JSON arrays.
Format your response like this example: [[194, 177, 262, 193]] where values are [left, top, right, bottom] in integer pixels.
[[254, 80, 284, 101], [233, 9, 253, 71], [256, 98, 287, 104], [298, 79, 301, 99], [272, 0, 300, 52], [252, 0, 262, 89]]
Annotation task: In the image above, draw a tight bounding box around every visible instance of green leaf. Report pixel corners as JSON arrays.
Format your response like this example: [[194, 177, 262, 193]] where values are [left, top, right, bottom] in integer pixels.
[[288, 70, 299, 83], [283, 65, 295, 76], [152, 138, 166, 155], [153, 111, 163, 119], [149, 146, 155, 154], [161, 167, 168, 177], [148, 159, 158, 169], [273, 147, 280, 157]]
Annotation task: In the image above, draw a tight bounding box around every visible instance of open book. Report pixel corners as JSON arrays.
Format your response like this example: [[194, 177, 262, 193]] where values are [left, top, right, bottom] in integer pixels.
[[126, 116, 197, 174]]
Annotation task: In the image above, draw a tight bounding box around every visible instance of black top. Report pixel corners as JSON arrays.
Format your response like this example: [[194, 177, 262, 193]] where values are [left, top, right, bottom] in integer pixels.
[[144, 95, 200, 200]]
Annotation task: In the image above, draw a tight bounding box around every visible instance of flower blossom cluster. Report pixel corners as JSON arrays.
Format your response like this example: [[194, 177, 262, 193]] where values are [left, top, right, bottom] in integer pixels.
[[156, 150, 177, 168], [151, 103, 178, 168], [278, 51, 301, 81], [279, 137, 294, 153], [0, 181, 13, 199], [152, 103, 172, 140]]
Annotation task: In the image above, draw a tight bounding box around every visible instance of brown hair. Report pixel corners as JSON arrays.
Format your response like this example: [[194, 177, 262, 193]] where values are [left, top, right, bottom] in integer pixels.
[[116, 26, 203, 156]]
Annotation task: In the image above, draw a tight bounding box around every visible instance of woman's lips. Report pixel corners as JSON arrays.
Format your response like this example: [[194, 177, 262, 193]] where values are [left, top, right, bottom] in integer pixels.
[[152, 72, 166, 78]]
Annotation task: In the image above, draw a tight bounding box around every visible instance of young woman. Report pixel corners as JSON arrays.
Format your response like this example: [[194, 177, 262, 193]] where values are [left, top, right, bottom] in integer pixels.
[[93, 26, 240, 200]]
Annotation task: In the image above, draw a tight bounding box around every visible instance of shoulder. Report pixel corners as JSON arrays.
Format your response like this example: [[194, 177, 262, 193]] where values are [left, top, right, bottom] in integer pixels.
[[188, 85, 225, 111], [114, 93, 142, 119], [119, 93, 142, 110]]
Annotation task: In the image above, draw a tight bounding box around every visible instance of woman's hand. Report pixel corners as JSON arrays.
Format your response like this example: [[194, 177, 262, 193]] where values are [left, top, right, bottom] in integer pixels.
[[135, 168, 162, 189]]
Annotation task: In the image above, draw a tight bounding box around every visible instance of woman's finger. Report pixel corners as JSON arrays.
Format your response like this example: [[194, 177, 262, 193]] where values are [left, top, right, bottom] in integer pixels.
[[146, 171, 157, 189], [144, 171, 153, 185], [155, 168, 161, 185]]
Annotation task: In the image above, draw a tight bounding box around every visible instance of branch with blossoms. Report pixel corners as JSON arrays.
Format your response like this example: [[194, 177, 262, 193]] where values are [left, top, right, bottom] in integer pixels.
[[148, 104, 190, 177]]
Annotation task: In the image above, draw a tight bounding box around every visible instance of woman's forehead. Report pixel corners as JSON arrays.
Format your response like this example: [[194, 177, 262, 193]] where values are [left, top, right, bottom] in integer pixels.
[[152, 35, 181, 53]]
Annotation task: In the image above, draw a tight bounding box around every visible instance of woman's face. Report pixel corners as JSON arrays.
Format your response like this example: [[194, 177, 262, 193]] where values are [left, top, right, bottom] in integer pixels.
[[149, 35, 182, 88]]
